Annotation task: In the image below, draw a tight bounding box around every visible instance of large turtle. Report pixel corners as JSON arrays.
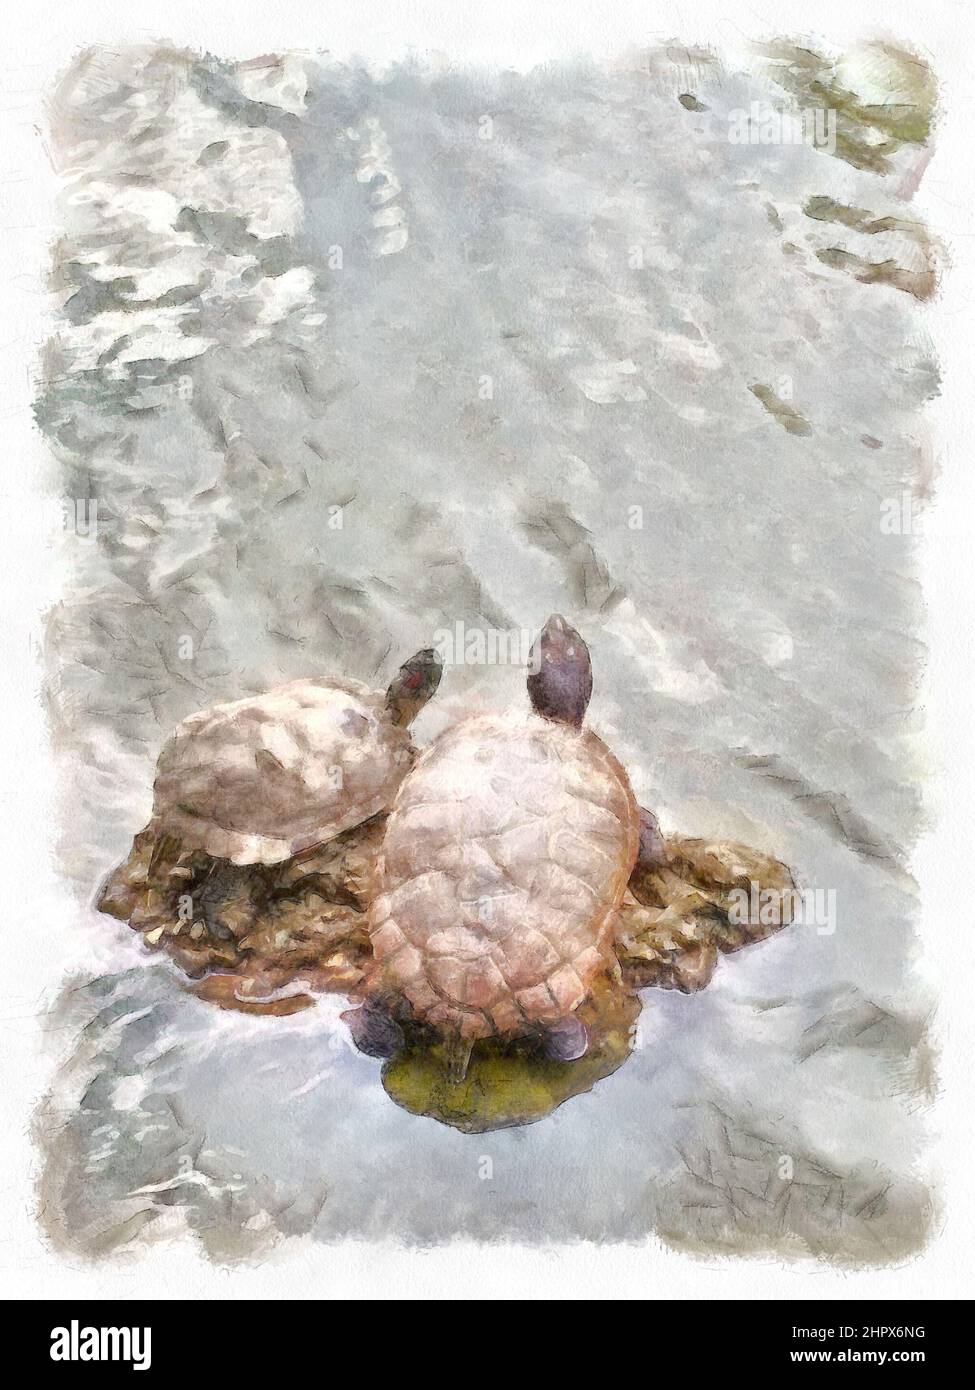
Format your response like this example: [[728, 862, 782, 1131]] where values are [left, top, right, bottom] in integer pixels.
[[98, 647, 442, 977], [342, 616, 795, 1079]]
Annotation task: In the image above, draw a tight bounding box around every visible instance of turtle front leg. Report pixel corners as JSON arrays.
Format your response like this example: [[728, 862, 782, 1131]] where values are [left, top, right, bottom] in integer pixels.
[[634, 806, 668, 875], [627, 805, 687, 911]]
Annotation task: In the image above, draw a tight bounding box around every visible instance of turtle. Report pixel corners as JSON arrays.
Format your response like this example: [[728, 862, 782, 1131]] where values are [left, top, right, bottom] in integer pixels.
[[341, 615, 796, 1080], [97, 646, 442, 978], [100, 621, 796, 1072]]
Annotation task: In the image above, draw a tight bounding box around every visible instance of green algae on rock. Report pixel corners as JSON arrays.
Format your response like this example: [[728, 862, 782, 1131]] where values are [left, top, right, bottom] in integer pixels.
[[381, 978, 641, 1133]]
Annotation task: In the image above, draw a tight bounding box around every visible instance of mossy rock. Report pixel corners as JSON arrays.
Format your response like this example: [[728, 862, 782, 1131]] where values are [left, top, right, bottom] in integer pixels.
[[382, 977, 641, 1133]]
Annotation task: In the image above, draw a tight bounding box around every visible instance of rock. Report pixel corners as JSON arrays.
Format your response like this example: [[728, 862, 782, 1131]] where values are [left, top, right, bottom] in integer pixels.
[[619, 835, 797, 991], [97, 815, 383, 998]]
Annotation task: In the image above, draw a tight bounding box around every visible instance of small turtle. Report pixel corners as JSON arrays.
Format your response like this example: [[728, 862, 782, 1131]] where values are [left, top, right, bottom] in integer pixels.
[[343, 616, 794, 1079], [98, 647, 442, 970], [151, 648, 442, 864]]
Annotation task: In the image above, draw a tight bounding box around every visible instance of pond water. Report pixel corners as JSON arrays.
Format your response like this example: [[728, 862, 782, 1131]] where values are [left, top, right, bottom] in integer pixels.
[[37, 42, 935, 1262]]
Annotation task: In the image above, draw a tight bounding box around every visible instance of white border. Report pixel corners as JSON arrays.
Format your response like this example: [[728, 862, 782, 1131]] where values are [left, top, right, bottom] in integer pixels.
[[2, 0, 973, 1300]]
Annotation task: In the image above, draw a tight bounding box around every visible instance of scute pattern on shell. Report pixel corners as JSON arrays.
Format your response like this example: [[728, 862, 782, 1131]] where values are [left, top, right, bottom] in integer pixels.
[[152, 677, 413, 864], [367, 713, 640, 1040]]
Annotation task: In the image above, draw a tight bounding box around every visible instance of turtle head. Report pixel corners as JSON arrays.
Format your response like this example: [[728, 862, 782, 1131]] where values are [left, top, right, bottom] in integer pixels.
[[527, 614, 592, 729], [385, 647, 443, 727]]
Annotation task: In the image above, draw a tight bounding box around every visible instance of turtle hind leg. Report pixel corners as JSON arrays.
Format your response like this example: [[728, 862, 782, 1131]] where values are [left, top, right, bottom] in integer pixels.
[[341, 1002, 405, 1059], [543, 1014, 589, 1061]]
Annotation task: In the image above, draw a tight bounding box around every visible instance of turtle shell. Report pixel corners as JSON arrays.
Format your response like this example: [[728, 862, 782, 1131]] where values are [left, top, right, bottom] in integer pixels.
[[366, 712, 640, 1040], [151, 677, 413, 865]]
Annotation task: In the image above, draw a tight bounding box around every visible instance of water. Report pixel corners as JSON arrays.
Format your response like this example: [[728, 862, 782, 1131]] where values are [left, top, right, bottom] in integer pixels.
[[37, 42, 935, 1261]]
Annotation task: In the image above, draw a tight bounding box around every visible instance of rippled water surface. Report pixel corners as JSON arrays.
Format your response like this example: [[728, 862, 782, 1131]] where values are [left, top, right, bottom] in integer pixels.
[[37, 42, 936, 1261]]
